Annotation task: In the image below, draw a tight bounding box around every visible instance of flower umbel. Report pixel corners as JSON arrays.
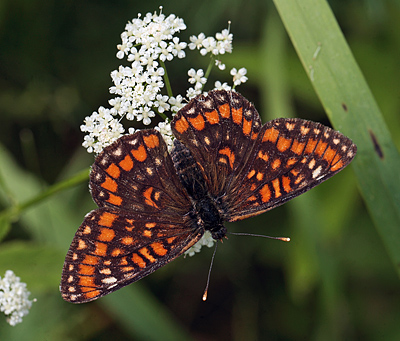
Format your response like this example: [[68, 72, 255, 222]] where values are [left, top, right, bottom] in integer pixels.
[[80, 8, 249, 256], [81, 8, 247, 157], [0, 270, 35, 326]]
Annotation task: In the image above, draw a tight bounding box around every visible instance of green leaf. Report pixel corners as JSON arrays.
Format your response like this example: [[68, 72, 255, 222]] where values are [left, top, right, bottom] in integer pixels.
[[100, 285, 190, 341], [0, 212, 11, 242], [0, 242, 65, 293], [273, 0, 400, 277]]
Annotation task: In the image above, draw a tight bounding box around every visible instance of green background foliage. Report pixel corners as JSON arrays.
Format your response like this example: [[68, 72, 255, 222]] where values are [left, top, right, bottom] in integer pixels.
[[0, 0, 399, 340]]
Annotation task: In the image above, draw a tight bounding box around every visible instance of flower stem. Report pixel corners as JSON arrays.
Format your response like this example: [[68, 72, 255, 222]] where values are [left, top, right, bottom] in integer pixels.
[[160, 60, 173, 98], [1, 168, 90, 221], [204, 56, 215, 79], [154, 109, 168, 121], [202, 56, 215, 92]]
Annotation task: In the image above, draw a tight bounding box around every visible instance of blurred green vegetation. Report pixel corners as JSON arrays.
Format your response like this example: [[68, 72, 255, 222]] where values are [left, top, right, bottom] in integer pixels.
[[0, 0, 399, 340]]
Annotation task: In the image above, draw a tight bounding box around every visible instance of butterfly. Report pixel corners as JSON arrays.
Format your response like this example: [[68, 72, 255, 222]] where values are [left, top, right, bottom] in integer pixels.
[[60, 90, 357, 303]]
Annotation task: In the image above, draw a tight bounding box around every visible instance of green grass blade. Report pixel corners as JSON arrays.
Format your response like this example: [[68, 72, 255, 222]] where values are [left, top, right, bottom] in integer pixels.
[[100, 285, 190, 341], [273, 0, 400, 276]]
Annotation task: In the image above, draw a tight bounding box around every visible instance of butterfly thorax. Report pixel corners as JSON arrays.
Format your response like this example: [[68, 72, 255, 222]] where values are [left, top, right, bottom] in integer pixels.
[[171, 139, 226, 241]]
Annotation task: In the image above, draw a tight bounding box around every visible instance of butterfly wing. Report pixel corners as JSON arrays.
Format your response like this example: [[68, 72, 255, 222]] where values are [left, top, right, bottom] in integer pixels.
[[61, 130, 202, 303], [61, 208, 202, 303], [89, 129, 192, 217], [172, 90, 263, 198], [224, 118, 357, 221]]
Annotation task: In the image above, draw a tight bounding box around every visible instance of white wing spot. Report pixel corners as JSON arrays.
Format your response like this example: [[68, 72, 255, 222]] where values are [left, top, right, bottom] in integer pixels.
[[100, 268, 111, 275], [83, 225, 91, 234], [244, 109, 252, 118], [102, 276, 117, 284], [154, 157, 162, 166], [312, 165, 323, 179], [301, 126, 310, 135], [232, 97, 240, 106], [99, 156, 109, 166], [113, 147, 123, 157], [202, 98, 214, 109], [286, 122, 296, 131], [77, 239, 87, 250], [187, 107, 196, 115]]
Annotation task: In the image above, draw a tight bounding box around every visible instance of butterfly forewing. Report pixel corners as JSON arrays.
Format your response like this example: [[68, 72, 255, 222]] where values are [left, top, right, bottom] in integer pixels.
[[61, 208, 202, 303], [172, 90, 262, 197], [90, 129, 192, 217]]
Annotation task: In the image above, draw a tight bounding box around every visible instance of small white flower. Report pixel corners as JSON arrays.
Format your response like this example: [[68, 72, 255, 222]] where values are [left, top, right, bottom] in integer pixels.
[[200, 37, 217, 56], [136, 106, 155, 125], [184, 231, 215, 257], [188, 33, 206, 50], [154, 94, 170, 113], [0, 270, 35, 326], [187, 68, 207, 89], [230, 67, 248, 86], [157, 41, 174, 61], [168, 95, 185, 113], [186, 87, 202, 99], [214, 81, 231, 91], [82, 134, 96, 153], [170, 37, 187, 58], [215, 59, 226, 70]]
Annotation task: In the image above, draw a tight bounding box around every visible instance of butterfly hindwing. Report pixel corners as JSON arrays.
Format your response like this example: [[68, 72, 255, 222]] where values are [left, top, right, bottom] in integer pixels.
[[220, 118, 357, 221], [61, 208, 202, 303]]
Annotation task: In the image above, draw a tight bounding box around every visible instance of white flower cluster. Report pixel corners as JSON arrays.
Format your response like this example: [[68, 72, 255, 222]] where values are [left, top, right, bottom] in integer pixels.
[[184, 231, 215, 257], [0, 270, 35, 326], [80, 7, 248, 155], [188, 28, 232, 63]]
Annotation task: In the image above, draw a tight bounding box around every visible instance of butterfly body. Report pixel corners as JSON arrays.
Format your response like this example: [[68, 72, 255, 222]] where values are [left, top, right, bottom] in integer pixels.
[[61, 90, 356, 303], [171, 139, 226, 240]]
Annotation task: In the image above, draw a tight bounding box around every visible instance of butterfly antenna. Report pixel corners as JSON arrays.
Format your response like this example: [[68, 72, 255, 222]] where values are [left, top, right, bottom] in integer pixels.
[[202, 242, 218, 301], [228, 232, 290, 242]]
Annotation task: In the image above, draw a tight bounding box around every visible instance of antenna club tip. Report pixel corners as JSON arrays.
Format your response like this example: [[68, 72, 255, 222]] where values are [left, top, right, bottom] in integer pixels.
[[281, 237, 291, 242], [202, 292, 208, 301]]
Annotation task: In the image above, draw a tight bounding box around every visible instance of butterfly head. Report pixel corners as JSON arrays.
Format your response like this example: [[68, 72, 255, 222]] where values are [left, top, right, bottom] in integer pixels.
[[195, 197, 226, 241], [208, 224, 227, 241]]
